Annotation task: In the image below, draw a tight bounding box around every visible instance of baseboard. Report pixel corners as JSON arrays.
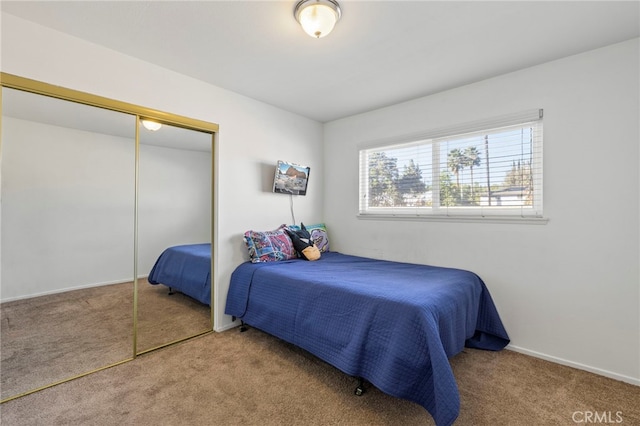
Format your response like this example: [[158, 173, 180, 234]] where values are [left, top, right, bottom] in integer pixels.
[[507, 344, 640, 386], [0, 278, 137, 304], [215, 321, 240, 333]]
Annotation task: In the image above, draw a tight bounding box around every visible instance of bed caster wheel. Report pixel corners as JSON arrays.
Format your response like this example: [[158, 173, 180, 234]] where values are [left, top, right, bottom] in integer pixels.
[[354, 386, 365, 396]]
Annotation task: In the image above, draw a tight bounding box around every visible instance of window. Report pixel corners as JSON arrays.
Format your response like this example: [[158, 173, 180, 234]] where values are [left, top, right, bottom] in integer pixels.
[[358, 110, 543, 221]]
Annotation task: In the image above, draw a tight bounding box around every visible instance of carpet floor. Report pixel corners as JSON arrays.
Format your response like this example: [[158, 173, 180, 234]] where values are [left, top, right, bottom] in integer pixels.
[[1, 279, 210, 400], [1, 326, 638, 425]]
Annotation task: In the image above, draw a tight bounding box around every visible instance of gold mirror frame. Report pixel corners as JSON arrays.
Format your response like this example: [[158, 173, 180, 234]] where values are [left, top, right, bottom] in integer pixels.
[[0, 72, 218, 402]]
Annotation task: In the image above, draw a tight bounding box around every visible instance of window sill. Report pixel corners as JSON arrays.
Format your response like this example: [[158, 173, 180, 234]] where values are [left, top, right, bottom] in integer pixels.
[[357, 213, 549, 225]]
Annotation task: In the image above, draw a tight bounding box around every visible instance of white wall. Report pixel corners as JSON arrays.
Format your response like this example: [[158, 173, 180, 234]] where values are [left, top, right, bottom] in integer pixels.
[[1, 117, 213, 301], [324, 38, 640, 385], [0, 14, 325, 328], [1, 117, 135, 299], [138, 143, 212, 274]]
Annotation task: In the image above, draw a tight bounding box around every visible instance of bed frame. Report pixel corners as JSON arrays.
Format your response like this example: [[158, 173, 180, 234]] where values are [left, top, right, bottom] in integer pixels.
[[225, 251, 509, 426]]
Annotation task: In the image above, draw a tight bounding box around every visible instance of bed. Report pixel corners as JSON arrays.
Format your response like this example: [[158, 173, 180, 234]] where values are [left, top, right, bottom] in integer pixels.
[[147, 243, 211, 306], [225, 251, 509, 426]]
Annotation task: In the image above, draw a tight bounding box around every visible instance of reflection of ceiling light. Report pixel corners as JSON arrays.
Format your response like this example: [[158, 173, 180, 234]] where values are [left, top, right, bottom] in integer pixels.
[[141, 119, 162, 131], [294, 0, 341, 39]]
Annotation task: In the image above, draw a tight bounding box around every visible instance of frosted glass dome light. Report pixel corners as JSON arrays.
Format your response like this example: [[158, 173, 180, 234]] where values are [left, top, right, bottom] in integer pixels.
[[294, 0, 342, 39]]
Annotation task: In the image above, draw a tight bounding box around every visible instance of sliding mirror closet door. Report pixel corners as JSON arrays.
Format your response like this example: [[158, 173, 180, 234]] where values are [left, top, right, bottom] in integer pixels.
[[0, 88, 136, 401], [136, 121, 212, 354]]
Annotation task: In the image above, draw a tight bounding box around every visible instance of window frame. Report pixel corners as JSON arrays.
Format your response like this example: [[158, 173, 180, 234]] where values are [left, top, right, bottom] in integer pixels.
[[357, 110, 547, 224]]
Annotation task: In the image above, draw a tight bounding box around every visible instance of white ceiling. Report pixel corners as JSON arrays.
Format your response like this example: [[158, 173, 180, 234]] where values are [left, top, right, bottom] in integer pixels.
[[2, 1, 639, 123]]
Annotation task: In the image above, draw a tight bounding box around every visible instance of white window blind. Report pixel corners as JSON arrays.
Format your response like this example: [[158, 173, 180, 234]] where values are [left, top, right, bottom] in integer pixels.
[[358, 109, 544, 220]]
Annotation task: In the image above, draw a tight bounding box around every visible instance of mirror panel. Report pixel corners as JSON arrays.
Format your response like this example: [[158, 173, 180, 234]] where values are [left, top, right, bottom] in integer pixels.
[[1, 87, 136, 400], [136, 121, 212, 353], [0, 73, 217, 402]]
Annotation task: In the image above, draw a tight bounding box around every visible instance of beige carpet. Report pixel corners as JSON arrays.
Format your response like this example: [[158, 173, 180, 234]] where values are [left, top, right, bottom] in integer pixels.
[[1, 327, 638, 425], [1, 280, 210, 400]]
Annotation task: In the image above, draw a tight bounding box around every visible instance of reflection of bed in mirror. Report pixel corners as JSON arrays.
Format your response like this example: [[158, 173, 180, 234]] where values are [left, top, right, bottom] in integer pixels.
[[135, 120, 213, 354], [147, 244, 212, 306], [1, 73, 217, 402]]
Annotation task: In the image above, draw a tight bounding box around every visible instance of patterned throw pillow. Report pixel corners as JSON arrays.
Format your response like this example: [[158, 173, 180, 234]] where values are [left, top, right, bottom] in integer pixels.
[[290, 223, 330, 253], [244, 224, 297, 263]]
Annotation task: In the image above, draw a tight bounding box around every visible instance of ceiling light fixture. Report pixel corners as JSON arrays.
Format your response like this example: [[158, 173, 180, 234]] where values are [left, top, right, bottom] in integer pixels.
[[294, 0, 341, 39], [141, 119, 162, 131]]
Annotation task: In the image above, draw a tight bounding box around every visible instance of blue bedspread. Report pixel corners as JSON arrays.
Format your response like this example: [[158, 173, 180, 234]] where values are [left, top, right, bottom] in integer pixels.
[[148, 243, 211, 306], [225, 252, 509, 426]]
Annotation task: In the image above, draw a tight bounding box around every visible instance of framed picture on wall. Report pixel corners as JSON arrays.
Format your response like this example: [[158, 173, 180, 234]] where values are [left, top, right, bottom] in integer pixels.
[[272, 160, 310, 196]]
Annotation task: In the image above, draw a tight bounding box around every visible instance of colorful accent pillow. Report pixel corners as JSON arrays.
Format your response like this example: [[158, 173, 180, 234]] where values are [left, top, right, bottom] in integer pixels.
[[244, 224, 297, 263], [290, 223, 330, 253]]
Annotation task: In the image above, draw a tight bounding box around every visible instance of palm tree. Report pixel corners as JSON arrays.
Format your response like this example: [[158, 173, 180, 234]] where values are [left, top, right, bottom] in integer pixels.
[[463, 146, 481, 200], [447, 148, 464, 190]]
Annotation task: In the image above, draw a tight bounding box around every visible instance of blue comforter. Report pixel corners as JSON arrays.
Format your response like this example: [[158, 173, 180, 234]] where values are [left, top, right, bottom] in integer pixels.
[[225, 252, 509, 426], [148, 243, 211, 305]]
